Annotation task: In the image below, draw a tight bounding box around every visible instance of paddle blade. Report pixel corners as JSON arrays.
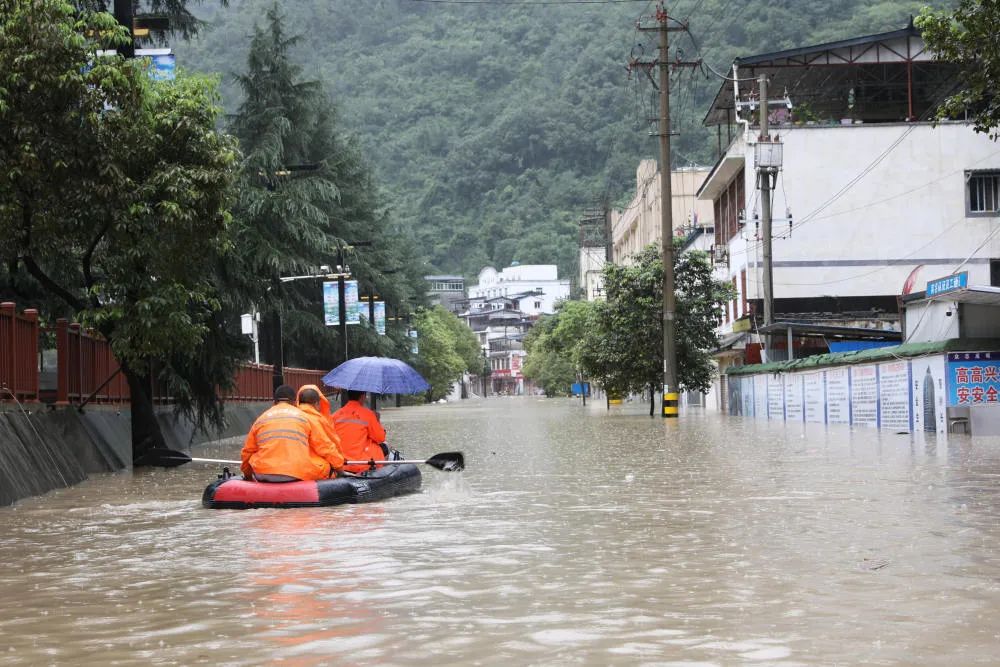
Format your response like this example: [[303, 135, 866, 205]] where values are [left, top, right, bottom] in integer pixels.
[[425, 452, 464, 472], [134, 448, 193, 468]]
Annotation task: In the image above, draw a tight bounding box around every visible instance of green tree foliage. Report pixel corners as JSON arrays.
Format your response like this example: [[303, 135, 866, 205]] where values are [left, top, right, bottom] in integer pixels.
[[412, 306, 479, 401], [0, 0, 238, 458], [579, 245, 734, 411], [917, 1, 1000, 139], [225, 6, 426, 372], [172, 0, 945, 280], [522, 300, 597, 396], [74, 0, 226, 39]]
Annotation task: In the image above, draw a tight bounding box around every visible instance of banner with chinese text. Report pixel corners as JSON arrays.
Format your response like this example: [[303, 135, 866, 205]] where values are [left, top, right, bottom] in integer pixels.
[[948, 352, 1000, 406]]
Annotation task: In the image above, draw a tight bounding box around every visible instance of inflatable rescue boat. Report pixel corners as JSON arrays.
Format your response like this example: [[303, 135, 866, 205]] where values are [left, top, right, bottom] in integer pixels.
[[202, 464, 421, 509]]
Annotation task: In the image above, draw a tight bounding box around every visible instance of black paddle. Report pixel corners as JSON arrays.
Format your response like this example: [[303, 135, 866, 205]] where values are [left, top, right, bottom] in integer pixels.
[[140, 449, 465, 472]]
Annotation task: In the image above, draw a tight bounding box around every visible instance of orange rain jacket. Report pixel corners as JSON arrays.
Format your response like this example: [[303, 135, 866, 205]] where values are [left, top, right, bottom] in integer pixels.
[[240, 396, 344, 481], [331, 399, 387, 473], [295, 384, 345, 469]]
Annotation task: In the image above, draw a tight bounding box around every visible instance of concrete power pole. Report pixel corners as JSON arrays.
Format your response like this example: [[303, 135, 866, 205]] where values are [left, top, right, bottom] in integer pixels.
[[759, 75, 773, 359], [756, 74, 781, 361], [635, 4, 698, 418]]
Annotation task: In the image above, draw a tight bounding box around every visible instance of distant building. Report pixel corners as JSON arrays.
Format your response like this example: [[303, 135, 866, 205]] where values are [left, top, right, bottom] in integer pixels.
[[424, 274, 465, 314], [467, 263, 570, 315], [610, 162, 715, 264], [460, 263, 568, 395], [579, 246, 606, 301]]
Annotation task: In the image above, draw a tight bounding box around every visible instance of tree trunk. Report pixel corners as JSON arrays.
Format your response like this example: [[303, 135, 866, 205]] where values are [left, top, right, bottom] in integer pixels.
[[649, 383, 655, 417], [121, 360, 168, 465]]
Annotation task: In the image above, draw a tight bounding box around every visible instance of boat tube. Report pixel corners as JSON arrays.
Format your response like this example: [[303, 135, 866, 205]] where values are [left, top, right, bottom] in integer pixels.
[[202, 464, 421, 509]]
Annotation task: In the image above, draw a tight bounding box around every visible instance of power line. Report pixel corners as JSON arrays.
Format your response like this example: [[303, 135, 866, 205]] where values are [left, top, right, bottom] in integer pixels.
[[405, 0, 651, 4]]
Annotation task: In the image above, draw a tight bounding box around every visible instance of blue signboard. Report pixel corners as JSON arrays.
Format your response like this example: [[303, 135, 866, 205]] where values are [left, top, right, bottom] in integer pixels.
[[374, 301, 386, 335], [344, 280, 360, 324], [148, 54, 175, 81], [947, 352, 1000, 406], [926, 271, 968, 297], [571, 382, 591, 396], [322, 281, 338, 326]]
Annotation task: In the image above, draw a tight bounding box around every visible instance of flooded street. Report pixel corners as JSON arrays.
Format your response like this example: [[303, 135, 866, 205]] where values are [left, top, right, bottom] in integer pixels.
[[2, 397, 1000, 666]]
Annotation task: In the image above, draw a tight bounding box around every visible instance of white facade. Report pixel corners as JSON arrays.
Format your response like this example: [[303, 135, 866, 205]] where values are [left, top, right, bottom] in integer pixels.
[[468, 264, 570, 315], [702, 122, 1000, 335], [579, 246, 606, 301]]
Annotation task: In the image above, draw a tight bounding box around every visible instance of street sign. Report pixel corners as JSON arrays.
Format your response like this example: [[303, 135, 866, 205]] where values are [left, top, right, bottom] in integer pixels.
[[926, 271, 968, 297]]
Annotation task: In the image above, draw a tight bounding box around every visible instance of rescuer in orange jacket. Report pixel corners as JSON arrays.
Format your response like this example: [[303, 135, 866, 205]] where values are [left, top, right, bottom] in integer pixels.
[[241, 384, 345, 482], [295, 383, 345, 462], [331, 390, 387, 473]]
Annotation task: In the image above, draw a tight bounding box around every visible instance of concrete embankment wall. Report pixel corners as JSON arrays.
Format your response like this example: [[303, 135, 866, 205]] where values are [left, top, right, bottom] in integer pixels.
[[0, 402, 268, 506]]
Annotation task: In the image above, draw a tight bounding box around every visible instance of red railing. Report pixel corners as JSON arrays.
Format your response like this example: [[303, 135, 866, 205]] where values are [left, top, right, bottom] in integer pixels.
[[54, 319, 129, 406], [284, 367, 327, 390], [0, 302, 40, 402], [1, 302, 331, 406], [224, 363, 275, 402]]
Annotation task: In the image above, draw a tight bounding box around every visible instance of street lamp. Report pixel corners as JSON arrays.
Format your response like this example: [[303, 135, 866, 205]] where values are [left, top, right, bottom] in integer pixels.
[[242, 265, 347, 389]]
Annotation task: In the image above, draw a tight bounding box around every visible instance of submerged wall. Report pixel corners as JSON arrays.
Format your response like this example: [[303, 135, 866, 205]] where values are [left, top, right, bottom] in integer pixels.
[[727, 342, 1000, 436], [0, 402, 268, 506]]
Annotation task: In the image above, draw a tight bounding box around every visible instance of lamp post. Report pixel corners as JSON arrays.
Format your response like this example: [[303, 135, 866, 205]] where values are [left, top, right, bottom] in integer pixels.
[[257, 265, 346, 389]]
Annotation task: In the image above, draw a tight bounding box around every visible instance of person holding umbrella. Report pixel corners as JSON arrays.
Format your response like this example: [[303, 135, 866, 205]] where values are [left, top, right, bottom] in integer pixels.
[[322, 356, 431, 473], [332, 390, 388, 474]]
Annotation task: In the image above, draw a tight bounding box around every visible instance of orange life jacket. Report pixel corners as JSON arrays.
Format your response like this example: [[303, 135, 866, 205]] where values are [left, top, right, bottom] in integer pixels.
[[240, 400, 341, 481], [296, 384, 345, 471], [331, 399, 387, 473]]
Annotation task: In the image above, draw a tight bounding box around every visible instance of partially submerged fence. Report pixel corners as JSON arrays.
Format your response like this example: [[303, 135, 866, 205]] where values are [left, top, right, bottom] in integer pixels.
[[0, 302, 329, 405]]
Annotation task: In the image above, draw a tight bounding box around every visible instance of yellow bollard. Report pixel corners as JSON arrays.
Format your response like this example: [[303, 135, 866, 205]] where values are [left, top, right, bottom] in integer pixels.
[[662, 392, 679, 418]]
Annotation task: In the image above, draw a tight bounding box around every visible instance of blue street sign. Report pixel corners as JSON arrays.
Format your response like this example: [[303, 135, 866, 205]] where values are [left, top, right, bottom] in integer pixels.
[[926, 271, 968, 297]]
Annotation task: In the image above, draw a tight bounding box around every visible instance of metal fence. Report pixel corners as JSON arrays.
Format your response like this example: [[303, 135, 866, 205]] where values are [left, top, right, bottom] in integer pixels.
[[0, 302, 330, 405], [0, 302, 40, 402]]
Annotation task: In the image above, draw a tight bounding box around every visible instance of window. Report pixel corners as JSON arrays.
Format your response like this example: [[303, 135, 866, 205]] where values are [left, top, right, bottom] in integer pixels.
[[966, 171, 1000, 216], [534, 301, 541, 309]]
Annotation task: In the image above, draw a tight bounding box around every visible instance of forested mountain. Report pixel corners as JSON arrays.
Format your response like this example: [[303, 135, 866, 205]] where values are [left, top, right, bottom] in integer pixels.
[[173, 0, 949, 280]]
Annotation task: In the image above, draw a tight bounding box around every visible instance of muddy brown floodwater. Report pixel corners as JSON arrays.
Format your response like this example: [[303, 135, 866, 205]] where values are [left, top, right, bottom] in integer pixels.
[[2, 397, 999, 665]]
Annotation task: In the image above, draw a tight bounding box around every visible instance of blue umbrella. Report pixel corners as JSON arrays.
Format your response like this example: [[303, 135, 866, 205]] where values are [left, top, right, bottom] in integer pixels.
[[322, 356, 430, 395]]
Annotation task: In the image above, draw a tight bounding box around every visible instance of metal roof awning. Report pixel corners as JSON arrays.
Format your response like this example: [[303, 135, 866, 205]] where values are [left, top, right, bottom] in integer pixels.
[[703, 21, 959, 127], [712, 331, 748, 355], [906, 285, 1000, 306], [756, 322, 903, 341]]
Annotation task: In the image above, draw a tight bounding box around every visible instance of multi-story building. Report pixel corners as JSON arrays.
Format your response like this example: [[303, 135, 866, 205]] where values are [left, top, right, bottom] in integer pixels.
[[467, 263, 570, 315], [423, 274, 466, 314], [697, 21, 1000, 408], [459, 295, 534, 395], [610, 162, 716, 264]]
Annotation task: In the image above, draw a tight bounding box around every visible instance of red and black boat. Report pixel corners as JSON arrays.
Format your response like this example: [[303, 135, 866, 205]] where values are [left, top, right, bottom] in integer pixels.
[[202, 463, 422, 509]]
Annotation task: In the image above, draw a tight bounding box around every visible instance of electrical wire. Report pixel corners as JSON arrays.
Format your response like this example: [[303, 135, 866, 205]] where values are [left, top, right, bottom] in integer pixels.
[[405, 0, 651, 4], [952, 223, 1000, 274]]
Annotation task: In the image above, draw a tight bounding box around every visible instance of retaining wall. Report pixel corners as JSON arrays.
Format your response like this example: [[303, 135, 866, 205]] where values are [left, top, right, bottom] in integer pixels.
[[0, 402, 268, 506]]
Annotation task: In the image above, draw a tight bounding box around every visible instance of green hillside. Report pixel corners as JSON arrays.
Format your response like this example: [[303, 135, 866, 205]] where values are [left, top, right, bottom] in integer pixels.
[[173, 0, 947, 280]]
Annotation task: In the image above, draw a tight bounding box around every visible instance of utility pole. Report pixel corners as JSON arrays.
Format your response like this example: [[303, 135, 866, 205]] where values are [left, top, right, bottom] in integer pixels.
[[337, 244, 348, 364], [759, 75, 773, 336], [754, 74, 783, 361], [634, 4, 699, 418]]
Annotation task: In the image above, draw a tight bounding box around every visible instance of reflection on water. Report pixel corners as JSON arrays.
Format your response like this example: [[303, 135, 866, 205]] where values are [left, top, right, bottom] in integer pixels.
[[2, 398, 1000, 666]]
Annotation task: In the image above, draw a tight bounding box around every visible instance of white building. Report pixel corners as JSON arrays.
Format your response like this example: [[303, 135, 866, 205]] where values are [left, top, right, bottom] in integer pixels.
[[579, 246, 606, 301], [697, 22, 1000, 409], [468, 263, 570, 315]]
